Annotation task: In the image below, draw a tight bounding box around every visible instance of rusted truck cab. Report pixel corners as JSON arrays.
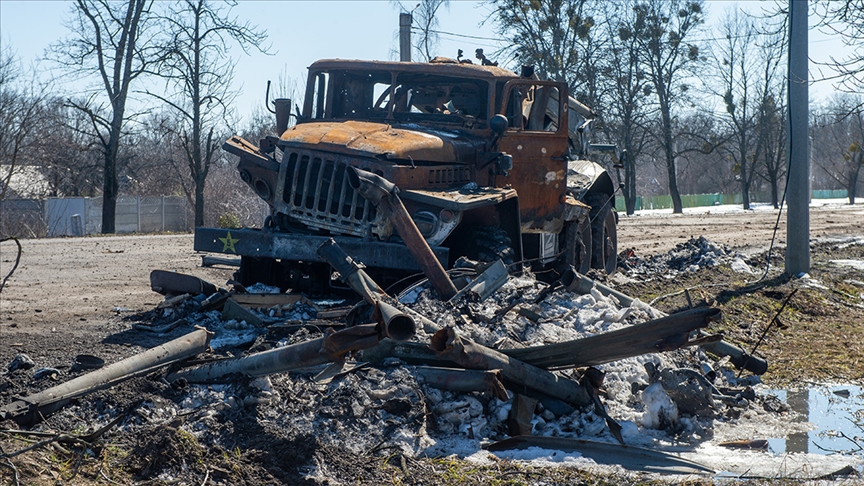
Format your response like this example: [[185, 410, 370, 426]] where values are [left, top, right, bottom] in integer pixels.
[[195, 59, 618, 291]]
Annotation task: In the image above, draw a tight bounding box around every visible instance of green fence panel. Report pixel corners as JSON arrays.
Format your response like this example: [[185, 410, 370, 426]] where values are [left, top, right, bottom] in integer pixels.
[[812, 189, 847, 199], [612, 189, 848, 213]]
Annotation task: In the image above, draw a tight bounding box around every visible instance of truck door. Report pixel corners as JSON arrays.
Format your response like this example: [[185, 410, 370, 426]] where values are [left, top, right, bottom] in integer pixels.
[[496, 80, 570, 233]]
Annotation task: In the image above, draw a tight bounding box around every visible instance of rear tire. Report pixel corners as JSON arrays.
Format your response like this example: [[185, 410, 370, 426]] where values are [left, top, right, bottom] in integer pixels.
[[587, 194, 618, 275], [472, 226, 516, 265], [562, 218, 592, 275]]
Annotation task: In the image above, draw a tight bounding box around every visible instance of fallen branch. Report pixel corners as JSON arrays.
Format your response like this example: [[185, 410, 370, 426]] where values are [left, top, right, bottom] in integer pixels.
[[0, 236, 22, 294]]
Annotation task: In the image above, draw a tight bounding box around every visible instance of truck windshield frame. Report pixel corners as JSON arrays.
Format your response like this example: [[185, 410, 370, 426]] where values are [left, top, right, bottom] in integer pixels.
[[303, 68, 491, 130]]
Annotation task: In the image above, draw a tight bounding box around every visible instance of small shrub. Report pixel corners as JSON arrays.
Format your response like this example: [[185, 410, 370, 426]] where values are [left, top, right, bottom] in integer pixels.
[[217, 212, 241, 229]]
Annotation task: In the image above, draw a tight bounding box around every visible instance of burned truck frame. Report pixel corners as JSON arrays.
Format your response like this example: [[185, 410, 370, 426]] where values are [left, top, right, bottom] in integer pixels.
[[195, 59, 621, 292]]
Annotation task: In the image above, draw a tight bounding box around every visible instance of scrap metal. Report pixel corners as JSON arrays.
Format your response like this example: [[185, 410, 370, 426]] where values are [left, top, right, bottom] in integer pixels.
[[167, 323, 412, 384], [429, 327, 592, 408], [0, 329, 212, 426], [347, 166, 458, 300]]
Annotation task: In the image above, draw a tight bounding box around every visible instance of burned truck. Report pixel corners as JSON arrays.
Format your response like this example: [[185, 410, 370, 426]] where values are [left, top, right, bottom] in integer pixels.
[[195, 58, 622, 293]]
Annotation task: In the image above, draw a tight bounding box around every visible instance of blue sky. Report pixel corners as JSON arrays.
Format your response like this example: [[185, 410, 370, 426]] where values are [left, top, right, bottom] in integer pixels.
[[0, 0, 850, 125]]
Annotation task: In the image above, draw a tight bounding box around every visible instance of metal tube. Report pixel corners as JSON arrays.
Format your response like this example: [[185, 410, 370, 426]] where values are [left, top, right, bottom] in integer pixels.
[[376, 300, 416, 342], [505, 307, 721, 369], [346, 167, 458, 300], [429, 327, 591, 407], [1, 329, 212, 425], [561, 267, 768, 374], [317, 238, 440, 333], [415, 367, 508, 400], [167, 324, 393, 384], [561, 266, 635, 307]]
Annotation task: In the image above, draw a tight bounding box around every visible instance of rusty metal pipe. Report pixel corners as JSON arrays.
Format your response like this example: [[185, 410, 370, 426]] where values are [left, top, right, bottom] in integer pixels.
[[561, 268, 768, 374], [317, 238, 387, 305], [415, 367, 509, 401], [167, 323, 400, 384], [505, 307, 721, 369], [317, 239, 440, 333], [346, 167, 458, 300], [561, 266, 636, 307], [429, 327, 591, 407], [0, 329, 212, 425], [376, 300, 416, 342]]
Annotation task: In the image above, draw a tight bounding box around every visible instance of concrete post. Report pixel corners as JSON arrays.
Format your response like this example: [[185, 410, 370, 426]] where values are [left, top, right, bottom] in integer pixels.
[[399, 12, 412, 62], [785, 0, 810, 274]]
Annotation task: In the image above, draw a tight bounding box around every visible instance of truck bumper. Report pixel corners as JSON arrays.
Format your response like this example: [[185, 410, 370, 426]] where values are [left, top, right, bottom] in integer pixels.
[[194, 227, 449, 271]]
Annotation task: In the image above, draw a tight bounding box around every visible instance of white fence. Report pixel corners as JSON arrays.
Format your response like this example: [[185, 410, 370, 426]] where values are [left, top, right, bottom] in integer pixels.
[[2, 196, 190, 237]]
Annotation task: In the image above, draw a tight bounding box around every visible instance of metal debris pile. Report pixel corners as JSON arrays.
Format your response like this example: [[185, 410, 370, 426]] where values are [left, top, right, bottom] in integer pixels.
[[2, 236, 804, 479], [619, 236, 742, 277]]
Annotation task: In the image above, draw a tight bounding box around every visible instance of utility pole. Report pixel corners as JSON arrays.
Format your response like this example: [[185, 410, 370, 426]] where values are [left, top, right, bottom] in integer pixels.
[[786, 0, 810, 275], [399, 12, 412, 62]]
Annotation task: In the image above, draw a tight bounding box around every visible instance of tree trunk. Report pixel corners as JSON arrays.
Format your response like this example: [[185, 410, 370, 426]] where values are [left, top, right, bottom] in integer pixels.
[[849, 151, 862, 205], [625, 152, 636, 215], [660, 103, 682, 213], [195, 179, 205, 227], [101, 119, 122, 234], [740, 159, 751, 210], [770, 173, 780, 209]]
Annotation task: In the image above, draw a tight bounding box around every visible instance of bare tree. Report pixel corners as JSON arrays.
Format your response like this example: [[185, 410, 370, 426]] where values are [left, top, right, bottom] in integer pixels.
[[812, 95, 864, 204], [709, 8, 760, 209], [628, 0, 705, 213], [814, 0, 864, 94], [36, 100, 104, 198], [751, 17, 787, 209], [51, 0, 156, 233], [150, 0, 268, 227], [412, 0, 450, 62], [598, 0, 654, 215], [487, 0, 595, 86], [0, 46, 48, 201]]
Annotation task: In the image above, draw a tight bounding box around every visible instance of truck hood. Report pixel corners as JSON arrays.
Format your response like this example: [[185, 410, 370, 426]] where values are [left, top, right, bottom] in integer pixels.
[[278, 120, 483, 163]]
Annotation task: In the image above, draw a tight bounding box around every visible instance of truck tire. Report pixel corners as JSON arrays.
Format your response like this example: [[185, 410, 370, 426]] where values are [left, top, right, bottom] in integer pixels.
[[562, 218, 592, 275], [587, 194, 618, 275], [473, 226, 516, 265]]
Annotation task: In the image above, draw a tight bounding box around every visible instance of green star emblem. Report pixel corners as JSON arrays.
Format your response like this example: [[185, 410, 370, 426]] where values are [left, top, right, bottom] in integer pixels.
[[219, 231, 240, 253]]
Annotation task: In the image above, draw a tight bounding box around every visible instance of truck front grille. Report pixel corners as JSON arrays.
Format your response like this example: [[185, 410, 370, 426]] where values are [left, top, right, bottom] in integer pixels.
[[280, 151, 377, 237]]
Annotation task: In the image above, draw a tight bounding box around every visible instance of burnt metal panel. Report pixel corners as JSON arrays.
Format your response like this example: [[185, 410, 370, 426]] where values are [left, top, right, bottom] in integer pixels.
[[309, 59, 520, 80], [275, 147, 382, 238], [194, 227, 448, 271], [401, 187, 517, 211]]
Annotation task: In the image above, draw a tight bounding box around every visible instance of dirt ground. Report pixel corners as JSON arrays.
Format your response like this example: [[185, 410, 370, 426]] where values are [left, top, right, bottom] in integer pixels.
[[2, 202, 862, 335], [1, 201, 863, 484]]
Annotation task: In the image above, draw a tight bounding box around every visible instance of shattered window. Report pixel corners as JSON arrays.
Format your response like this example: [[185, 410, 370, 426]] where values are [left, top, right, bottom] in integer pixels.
[[309, 68, 489, 129], [327, 71, 393, 120], [390, 74, 488, 128], [501, 82, 563, 133]]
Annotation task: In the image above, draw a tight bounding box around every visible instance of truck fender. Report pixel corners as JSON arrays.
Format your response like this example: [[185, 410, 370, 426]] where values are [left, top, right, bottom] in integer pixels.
[[566, 159, 615, 202]]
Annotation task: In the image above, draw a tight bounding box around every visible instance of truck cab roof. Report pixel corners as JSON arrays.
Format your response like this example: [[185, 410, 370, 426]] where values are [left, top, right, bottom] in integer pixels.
[[308, 59, 522, 80]]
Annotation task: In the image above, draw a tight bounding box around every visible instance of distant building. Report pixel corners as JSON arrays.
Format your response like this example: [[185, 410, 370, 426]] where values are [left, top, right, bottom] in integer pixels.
[[0, 165, 51, 199]]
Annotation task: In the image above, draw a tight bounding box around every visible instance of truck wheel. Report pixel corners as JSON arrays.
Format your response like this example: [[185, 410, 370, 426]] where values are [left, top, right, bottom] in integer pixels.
[[562, 218, 592, 275], [587, 194, 618, 275], [473, 226, 516, 265]]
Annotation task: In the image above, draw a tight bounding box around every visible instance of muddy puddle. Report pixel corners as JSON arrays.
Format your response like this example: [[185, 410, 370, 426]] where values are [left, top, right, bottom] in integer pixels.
[[677, 384, 864, 479], [768, 385, 864, 455]]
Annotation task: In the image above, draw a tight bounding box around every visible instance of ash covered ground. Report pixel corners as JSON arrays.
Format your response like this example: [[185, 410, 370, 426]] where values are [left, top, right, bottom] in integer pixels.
[[2, 236, 864, 485]]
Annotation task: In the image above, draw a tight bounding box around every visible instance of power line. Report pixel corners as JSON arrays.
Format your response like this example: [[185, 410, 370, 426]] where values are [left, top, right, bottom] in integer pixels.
[[420, 28, 505, 42]]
